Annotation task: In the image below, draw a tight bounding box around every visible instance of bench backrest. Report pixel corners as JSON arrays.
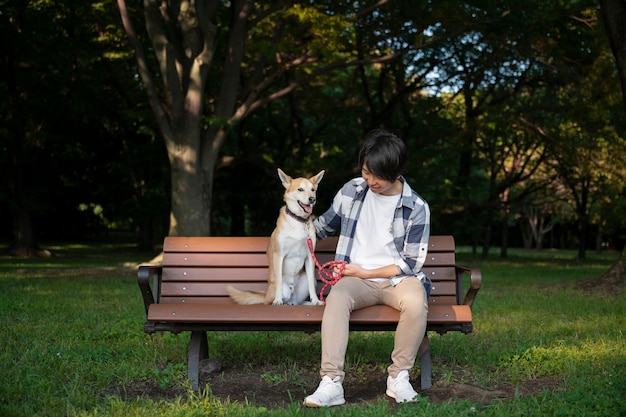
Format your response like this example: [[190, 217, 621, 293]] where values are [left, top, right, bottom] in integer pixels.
[[158, 236, 460, 306]]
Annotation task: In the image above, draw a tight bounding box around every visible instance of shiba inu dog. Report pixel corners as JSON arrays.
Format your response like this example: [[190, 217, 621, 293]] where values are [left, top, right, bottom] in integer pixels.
[[227, 168, 325, 305]]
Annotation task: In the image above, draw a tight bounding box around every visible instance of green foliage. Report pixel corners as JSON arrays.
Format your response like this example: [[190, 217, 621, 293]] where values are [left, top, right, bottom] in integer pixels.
[[1, 0, 624, 265]]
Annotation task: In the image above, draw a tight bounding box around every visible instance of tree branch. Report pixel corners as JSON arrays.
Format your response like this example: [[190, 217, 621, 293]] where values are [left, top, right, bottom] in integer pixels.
[[115, 0, 173, 141]]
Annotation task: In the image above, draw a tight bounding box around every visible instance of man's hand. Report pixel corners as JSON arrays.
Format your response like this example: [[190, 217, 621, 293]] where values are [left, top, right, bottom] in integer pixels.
[[335, 263, 401, 279], [336, 263, 366, 278]]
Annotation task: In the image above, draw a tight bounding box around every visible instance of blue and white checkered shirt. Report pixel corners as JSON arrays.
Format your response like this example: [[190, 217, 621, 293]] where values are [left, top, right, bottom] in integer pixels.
[[314, 176, 431, 289]]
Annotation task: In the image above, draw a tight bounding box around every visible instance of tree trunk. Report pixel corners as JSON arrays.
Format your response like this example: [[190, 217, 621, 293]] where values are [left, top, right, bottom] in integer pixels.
[[499, 189, 510, 258], [598, 0, 626, 282], [481, 204, 493, 259], [169, 140, 211, 236], [116, 0, 245, 237], [457, 84, 478, 188], [4, 33, 47, 256], [600, 0, 626, 109], [520, 217, 533, 249], [576, 179, 589, 260], [500, 220, 509, 258]]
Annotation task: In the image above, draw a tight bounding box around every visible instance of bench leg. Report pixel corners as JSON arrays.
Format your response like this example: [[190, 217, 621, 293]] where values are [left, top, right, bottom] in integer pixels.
[[188, 331, 208, 390], [419, 333, 432, 390]]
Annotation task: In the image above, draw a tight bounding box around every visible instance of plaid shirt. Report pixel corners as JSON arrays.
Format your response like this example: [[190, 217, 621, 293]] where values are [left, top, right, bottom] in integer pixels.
[[314, 176, 431, 289]]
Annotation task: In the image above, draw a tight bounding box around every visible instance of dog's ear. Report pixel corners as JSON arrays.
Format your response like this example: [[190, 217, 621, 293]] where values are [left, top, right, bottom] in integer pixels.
[[277, 168, 292, 189], [310, 170, 325, 186]]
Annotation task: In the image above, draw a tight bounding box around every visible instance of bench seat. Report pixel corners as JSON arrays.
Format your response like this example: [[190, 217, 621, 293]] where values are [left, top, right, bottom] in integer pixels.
[[146, 302, 472, 329]]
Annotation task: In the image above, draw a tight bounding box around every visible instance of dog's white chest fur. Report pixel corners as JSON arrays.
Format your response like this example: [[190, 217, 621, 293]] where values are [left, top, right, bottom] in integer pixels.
[[276, 225, 314, 274]]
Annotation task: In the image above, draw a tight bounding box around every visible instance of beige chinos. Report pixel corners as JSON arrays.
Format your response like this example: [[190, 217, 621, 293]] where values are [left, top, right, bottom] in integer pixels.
[[320, 275, 428, 382]]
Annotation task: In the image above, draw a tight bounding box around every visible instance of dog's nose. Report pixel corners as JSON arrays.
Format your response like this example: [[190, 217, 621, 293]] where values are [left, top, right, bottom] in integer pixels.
[[309, 197, 316, 203]]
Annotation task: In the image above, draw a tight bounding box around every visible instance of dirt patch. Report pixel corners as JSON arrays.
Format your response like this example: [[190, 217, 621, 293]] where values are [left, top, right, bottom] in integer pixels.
[[106, 363, 561, 409], [539, 267, 625, 297], [571, 272, 624, 295], [200, 365, 560, 408]]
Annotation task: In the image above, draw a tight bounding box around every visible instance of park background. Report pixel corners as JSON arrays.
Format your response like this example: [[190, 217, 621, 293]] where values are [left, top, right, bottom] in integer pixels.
[[2, 0, 625, 260], [1, 1, 626, 416]]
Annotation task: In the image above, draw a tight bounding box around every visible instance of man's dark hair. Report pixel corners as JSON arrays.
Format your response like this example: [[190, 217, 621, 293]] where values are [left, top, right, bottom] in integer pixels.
[[358, 129, 407, 182]]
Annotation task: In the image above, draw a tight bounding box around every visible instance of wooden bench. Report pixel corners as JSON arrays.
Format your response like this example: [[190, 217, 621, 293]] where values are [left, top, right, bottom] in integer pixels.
[[137, 235, 481, 391]]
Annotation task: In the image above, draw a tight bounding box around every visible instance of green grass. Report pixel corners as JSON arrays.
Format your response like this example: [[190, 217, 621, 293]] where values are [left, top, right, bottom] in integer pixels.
[[1, 242, 625, 416]]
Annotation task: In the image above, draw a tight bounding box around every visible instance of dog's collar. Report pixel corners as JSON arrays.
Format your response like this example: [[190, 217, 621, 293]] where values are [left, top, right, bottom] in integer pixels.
[[285, 206, 309, 223]]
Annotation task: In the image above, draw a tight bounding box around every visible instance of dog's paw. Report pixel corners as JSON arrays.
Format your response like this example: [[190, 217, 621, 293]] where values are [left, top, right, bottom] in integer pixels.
[[310, 298, 324, 306], [272, 299, 284, 306]]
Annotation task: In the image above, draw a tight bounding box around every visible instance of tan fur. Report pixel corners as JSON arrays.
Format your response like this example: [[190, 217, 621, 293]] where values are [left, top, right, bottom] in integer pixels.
[[227, 168, 325, 305]]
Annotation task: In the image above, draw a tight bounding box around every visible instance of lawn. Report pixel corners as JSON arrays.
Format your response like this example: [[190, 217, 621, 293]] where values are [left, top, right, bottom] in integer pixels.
[[0, 241, 624, 416]]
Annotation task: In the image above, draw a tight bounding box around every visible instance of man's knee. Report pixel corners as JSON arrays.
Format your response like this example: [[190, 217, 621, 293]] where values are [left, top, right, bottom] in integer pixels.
[[400, 298, 427, 319], [396, 282, 427, 316], [326, 277, 359, 307]]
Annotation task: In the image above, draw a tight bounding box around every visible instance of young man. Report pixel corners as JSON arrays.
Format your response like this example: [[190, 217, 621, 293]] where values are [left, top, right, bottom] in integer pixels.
[[304, 129, 431, 407]]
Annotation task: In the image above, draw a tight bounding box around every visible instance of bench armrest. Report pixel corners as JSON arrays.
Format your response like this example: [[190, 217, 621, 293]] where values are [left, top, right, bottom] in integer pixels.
[[137, 265, 162, 315], [455, 265, 482, 308]]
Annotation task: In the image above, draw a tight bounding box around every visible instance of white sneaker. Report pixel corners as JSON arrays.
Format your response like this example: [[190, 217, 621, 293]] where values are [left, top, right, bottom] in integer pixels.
[[304, 375, 345, 407], [386, 370, 419, 403]]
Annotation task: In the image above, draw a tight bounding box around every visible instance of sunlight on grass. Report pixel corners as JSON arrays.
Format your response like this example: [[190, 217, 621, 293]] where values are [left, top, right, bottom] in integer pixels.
[[503, 337, 626, 380]]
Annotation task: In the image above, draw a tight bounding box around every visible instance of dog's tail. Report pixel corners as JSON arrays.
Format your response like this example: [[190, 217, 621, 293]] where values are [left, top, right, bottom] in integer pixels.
[[226, 285, 268, 305]]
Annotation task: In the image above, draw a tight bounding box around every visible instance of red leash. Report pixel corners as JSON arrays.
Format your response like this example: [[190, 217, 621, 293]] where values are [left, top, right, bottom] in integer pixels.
[[307, 237, 346, 302]]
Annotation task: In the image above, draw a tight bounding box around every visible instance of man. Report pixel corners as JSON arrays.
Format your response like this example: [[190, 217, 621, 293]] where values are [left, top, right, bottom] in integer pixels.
[[304, 129, 431, 407]]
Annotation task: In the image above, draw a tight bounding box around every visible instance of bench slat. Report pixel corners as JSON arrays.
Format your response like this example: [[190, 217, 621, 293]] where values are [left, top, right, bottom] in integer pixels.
[[160, 279, 460, 298], [158, 252, 455, 268], [160, 266, 457, 282], [164, 236, 270, 252], [159, 295, 460, 305], [427, 235, 454, 251], [162, 267, 270, 281], [162, 251, 456, 268], [161, 235, 455, 254], [163, 253, 269, 267], [423, 252, 455, 266], [422, 266, 456, 280], [147, 302, 472, 325]]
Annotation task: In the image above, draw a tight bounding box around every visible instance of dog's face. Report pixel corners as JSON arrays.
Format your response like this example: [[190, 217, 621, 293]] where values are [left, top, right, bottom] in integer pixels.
[[277, 168, 325, 217]]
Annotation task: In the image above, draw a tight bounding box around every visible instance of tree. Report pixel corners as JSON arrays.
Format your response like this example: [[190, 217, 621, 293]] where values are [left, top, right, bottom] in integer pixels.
[[598, 0, 626, 280], [115, 1, 374, 236], [417, 0, 602, 257], [114, 0, 455, 237], [600, 0, 626, 109], [542, 15, 626, 259]]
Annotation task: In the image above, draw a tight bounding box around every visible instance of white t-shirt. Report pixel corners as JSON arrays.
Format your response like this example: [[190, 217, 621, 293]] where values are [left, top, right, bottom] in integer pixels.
[[350, 190, 401, 279]]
